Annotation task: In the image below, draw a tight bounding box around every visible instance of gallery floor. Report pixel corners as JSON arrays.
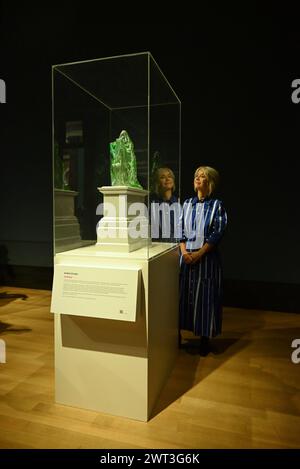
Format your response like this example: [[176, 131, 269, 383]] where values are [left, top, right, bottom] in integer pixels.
[[0, 286, 299, 449]]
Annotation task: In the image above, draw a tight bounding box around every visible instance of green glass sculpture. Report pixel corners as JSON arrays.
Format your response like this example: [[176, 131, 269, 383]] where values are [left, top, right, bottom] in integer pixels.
[[62, 155, 71, 190], [54, 140, 63, 189], [54, 141, 72, 190], [110, 130, 143, 189], [150, 150, 161, 192]]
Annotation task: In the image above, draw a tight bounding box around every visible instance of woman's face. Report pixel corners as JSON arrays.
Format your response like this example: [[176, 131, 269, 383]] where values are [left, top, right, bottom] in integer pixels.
[[194, 169, 209, 193], [158, 170, 174, 191]]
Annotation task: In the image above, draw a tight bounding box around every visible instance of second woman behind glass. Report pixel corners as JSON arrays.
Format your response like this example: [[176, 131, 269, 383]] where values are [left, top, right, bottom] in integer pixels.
[[150, 167, 178, 243]]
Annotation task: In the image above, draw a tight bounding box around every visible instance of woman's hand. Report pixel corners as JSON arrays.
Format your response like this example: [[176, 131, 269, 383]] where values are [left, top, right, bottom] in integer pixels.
[[182, 252, 193, 264], [180, 242, 192, 264], [190, 251, 203, 264], [190, 243, 214, 264]]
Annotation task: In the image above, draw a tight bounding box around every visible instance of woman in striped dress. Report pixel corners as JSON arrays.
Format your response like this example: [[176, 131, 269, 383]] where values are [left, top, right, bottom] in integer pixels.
[[179, 166, 227, 352]]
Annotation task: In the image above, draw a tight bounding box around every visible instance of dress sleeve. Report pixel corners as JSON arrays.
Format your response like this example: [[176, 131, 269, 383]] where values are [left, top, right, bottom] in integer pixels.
[[206, 200, 227, 245], [179, 200, 188, 242]]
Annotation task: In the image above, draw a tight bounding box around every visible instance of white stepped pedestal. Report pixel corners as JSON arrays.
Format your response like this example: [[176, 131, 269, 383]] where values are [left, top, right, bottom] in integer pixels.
[[54, 189, 83, 252], [96, 186, 149, 253]]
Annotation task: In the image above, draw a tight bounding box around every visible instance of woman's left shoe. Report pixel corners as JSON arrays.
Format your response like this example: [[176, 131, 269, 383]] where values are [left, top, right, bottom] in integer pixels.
[[178, 331, 184, 349], [199, 336, 210, 356]]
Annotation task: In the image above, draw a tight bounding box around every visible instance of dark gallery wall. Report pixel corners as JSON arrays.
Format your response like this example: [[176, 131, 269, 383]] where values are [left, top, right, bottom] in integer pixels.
[[0, 7, 299, 310]]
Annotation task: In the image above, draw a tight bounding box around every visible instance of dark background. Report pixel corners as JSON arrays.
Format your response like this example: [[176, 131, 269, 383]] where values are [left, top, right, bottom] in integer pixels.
[[0, 7, 299, 310]]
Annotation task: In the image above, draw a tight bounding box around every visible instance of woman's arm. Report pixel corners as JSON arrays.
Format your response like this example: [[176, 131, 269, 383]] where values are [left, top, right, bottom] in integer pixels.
[[190, 242, 214, 263], [180, 242, 193, 264], [206, 200, 227, 245], [179, 200, 193, 264], [190, 201, 227, 264]]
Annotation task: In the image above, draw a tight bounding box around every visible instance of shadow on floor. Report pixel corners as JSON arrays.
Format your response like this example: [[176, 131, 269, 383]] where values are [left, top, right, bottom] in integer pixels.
[[0, 291, 28, 308], [151, 302, 273, 419], [0, 320, 31, 334], [181, 336, 239, 356], [151, 333, 250, 418]]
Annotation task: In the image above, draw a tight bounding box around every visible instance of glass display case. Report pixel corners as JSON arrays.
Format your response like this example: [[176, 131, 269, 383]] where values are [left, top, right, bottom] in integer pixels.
[[51, 53, 181, 421], [52, 52, 181, 259]]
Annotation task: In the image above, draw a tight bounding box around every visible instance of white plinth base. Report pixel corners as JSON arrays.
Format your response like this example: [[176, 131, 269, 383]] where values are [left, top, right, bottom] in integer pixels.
[[51, 244, 179, 421], [54, 189, 83, 252], [96, 186, 149, 253]]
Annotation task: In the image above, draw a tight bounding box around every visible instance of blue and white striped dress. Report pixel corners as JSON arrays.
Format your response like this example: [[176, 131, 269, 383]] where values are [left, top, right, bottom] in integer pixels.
[[179, 196, 227, 338]]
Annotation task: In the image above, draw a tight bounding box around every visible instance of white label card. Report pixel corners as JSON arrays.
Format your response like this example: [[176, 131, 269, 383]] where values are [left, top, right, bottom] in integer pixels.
[[51, 264, 141, 322]]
